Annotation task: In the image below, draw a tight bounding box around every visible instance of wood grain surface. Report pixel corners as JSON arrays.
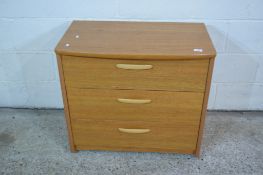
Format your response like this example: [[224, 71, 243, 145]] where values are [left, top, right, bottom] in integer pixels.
[[55, 21, 216, 59]]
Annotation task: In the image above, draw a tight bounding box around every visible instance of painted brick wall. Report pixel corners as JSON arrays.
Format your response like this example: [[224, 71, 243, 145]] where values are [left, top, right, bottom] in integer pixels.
[[0, 0, 263, 110]]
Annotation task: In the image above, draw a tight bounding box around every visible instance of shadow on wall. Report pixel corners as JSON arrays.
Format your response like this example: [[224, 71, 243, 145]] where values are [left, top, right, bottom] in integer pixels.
[[206, 23, 262, 110], [4, 21, 71, 108], [15, 20, 71, 51]]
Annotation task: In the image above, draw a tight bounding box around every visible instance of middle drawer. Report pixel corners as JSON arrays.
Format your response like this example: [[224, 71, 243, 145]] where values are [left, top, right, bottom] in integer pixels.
[[67, 88, 204, 125]]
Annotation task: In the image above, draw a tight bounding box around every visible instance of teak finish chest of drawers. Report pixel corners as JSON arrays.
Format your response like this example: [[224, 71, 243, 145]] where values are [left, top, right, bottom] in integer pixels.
[[55, 21, 216, 157]]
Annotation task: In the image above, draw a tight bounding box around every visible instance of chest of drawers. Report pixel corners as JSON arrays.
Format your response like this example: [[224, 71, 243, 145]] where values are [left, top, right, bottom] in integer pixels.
[[55, 21, 216, 157]]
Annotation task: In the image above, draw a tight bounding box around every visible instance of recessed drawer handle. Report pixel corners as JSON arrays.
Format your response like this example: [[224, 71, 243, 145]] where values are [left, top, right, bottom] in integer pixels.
[[118, 128, 151, 134], [116, 64, 153, 70], [117, 98, 151, 104]]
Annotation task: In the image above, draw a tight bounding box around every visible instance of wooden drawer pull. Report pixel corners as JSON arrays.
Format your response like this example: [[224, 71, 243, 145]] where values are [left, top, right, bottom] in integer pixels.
[[118, 128, 151, 134], [116, 64, 153, 70], [117, 98, 151, 104]]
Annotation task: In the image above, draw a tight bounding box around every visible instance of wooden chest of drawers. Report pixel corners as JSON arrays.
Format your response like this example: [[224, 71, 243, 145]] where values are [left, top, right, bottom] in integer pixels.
[[55, 21, 216, 157]]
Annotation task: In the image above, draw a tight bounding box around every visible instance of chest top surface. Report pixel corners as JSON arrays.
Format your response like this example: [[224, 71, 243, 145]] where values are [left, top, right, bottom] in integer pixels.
[[55, 21, 216, 60]]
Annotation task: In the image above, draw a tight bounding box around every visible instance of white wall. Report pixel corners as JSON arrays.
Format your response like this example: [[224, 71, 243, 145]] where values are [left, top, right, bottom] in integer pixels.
[[0, 0, 263, 110]]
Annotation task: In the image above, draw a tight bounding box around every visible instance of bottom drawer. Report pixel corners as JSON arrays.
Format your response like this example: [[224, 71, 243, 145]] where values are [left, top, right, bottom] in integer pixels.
[[72, 119, 199, 153]]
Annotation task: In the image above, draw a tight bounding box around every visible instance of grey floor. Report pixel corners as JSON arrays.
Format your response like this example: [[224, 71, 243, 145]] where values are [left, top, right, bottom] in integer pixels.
[[0, 109, 262, 175]]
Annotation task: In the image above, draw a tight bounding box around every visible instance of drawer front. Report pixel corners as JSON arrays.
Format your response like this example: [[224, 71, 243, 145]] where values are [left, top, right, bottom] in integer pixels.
[[72, 119, 199, 153], [67, 88, 204, 125], [62, 56, 209, 92]]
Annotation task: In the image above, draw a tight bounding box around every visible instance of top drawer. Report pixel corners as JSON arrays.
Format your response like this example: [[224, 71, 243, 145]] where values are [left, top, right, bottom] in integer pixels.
[[62, 56, 209, 92]]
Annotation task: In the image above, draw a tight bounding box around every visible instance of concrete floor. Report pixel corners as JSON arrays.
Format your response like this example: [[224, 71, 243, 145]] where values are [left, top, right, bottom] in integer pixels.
[[0, 109, 262, 175]]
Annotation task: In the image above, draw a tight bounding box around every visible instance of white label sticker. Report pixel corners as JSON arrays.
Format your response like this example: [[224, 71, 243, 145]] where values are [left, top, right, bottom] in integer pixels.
[[193, 48, 203, 52]]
